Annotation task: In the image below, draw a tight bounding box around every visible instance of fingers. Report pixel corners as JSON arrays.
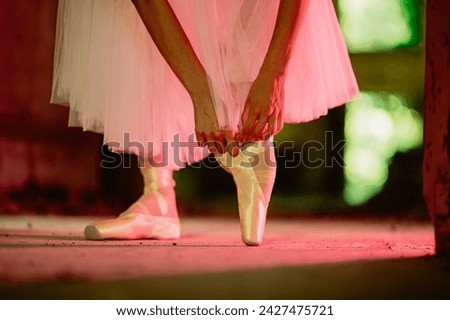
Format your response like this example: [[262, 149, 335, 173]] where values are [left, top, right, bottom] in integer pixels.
[[227, 140, 240, 157], [201, 111, 280, 148], [207, 141, 218, 153], [240, 103, 251, 125], [203, 132, 216, 153], [243, 110, 282, 142], [199, 131, 239, 157], [239, 102, 259, 141], [249, 114, 269, 140], [196, 131, 207, 148], [214, 136, 226, 154], [262, 113, 276, 140], [223, 132, 240, 157], [275, 109, 284, 135]]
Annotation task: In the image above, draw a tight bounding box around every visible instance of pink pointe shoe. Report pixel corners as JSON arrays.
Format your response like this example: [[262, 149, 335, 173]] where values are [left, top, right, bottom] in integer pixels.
[[84, 166, 180, 240], [215, 140, 276, 246]]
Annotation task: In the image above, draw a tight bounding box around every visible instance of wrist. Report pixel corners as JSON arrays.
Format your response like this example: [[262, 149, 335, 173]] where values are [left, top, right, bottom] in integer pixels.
[[259, 53, 289, 79], [190, 87, 212, 105], [190, 88, 215, 112], [257, 62, 287, 85], [187, 73, 212, 101]]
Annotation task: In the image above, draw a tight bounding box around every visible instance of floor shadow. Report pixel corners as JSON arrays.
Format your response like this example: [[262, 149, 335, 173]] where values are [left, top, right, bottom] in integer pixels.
[[0, 255, 449, 299]]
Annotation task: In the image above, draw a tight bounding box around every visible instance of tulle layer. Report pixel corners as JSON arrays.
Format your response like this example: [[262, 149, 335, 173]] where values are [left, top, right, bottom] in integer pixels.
[[51, 0, 359, 169]]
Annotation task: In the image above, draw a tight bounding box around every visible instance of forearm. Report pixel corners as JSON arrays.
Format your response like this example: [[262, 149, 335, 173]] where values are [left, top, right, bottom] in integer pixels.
[[131, 0, 209, 99], [260, 0, 302, 77]]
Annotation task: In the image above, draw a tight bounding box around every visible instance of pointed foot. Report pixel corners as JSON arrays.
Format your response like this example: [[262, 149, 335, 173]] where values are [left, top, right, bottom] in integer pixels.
[[243, 239, 262, 246], [242, 234, 263, 246]]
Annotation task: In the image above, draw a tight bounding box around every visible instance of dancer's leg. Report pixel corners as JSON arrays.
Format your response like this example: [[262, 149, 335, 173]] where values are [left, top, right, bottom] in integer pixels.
[[84, 160, 180, 240], [215, 140, 276, 246]]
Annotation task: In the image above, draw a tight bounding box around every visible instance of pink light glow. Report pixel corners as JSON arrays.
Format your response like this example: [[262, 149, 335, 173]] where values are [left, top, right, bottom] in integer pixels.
[[0, 215, 433, 283]]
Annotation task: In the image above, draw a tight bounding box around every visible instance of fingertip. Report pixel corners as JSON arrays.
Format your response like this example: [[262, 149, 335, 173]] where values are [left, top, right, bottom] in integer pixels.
[[224, 137, 238, 157], [216, 139, 225, 154], [229, 142, 240, 157], [208, 146, 217, 154], [196, 134, 205, 148], [207, 137, 217, 153], [232, 146, 240, 157]]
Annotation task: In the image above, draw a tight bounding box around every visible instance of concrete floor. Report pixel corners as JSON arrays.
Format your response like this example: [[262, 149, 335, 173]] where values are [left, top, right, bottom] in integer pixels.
[[0, 214, 449, 299]]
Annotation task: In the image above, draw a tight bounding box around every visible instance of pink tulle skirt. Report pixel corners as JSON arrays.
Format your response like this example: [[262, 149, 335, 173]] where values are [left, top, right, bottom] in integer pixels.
[[51, 0, 359, 169]]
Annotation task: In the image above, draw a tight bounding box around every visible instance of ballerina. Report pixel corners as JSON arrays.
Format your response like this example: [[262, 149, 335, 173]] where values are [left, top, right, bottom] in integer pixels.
[[51, 0, 359, 245]]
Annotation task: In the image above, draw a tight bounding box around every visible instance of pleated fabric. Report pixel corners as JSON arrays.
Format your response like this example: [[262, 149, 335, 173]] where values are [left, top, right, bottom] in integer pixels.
[[51, 0, 359, 169]]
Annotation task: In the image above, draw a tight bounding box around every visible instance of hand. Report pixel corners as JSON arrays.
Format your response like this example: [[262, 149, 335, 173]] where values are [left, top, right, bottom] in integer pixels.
[[238, 70, 285, 142], [193, 94, 239, 157]]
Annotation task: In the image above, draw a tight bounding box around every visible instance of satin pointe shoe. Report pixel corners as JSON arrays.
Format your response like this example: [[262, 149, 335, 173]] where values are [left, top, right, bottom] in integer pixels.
[[215, 140, 276, 246], [84, 165, 180, 240]]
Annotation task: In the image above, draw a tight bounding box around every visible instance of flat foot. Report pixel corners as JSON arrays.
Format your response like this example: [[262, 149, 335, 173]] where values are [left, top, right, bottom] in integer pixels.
[[83, 215, 180, 240]]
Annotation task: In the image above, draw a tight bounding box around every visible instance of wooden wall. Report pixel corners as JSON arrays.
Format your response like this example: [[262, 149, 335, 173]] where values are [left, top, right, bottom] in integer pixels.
[[423, 0, 450, 254]]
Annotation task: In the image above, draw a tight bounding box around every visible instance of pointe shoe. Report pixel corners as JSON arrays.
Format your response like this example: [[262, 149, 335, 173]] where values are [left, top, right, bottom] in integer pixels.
[[84, 166, 180, 240], [215, 140, 276, 246]]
